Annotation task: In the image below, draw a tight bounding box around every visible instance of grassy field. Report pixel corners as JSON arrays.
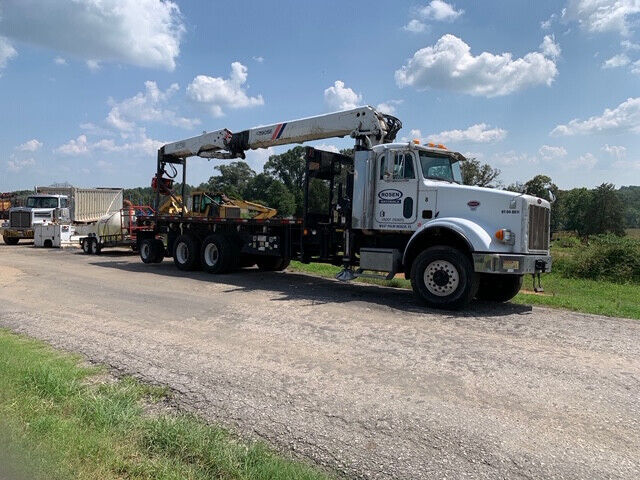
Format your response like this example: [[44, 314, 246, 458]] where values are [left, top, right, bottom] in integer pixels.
[[0, 329, 331, 480], [288, 259, 640, 320]]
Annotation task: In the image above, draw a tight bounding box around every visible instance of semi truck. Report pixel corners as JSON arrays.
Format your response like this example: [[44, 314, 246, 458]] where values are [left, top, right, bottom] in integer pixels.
[[136, 106, 551, 309], [1, 187, 123, 245]]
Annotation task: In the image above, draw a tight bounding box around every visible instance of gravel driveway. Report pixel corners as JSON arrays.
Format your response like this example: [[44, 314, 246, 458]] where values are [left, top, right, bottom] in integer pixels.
[[1, 244, 638, 479]]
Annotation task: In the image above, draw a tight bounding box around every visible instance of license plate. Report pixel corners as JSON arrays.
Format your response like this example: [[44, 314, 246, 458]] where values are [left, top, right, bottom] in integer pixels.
[[502, 260, 520, 271]]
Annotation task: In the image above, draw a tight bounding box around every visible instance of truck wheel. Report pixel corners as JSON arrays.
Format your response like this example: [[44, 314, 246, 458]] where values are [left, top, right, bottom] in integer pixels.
[[82, 238, 91, 254], [173, 234, 200, 271], [476, 274, 523, 302], [90, 238, 101, 255], [256, 257, 290, 272], [152, 239, 165, 263], [200, 235, 234, 274], [410, 246, 478, 310], [3, 235, 19, 245], [140, 239, 157, 264]]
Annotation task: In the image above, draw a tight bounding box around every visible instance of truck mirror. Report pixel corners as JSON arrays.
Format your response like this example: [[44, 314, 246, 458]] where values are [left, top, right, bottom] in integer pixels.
[[547, 189, 556, 204]]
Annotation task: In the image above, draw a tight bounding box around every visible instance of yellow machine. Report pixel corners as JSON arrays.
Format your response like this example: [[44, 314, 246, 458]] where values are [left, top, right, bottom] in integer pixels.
[[158, 191, 276, 220]]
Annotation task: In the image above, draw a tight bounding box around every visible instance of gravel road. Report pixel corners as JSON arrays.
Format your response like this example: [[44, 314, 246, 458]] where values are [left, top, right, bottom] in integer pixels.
[[0, 244, 638, 479]]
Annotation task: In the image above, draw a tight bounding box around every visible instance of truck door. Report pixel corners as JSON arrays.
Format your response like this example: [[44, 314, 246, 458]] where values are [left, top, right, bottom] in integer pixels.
[[375, 150, 418, 229]]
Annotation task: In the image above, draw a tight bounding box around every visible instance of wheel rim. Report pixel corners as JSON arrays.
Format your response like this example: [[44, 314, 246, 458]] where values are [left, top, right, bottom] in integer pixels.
[[141, 243, 151, 260], [424, 260, 460, 297], [90, 240, 97, 254], [204, 243, 219, 267], [83, 240, 89, 253], [176, 242, 189, 264]]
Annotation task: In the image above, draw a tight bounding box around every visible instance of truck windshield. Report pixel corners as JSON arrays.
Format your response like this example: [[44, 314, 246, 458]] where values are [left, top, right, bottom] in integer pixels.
[[26, 197, 58, 208], [418, 152, 462, 184]]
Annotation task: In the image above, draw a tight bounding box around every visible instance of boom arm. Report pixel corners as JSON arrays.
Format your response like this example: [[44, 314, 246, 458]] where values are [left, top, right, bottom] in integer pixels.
[[161, 106, 401, 162]]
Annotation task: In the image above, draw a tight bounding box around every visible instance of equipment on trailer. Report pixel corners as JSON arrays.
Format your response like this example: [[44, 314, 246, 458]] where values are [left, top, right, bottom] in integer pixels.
[[137, 106, 551, 310], [79, 205, 154, 255]]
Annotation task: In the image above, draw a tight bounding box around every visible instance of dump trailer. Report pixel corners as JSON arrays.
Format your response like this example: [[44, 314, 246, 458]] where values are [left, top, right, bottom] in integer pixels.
[[136, 106, 551, 310], [1, 187, 123, 244]]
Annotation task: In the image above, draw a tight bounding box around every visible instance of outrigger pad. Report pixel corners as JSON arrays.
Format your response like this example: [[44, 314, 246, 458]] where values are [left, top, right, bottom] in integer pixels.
[[336, 268, 357, 282]]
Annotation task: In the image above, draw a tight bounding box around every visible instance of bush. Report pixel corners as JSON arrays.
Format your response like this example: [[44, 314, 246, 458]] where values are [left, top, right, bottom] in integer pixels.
[[554, 236, 580, 248], [562, 235, 640, 283]]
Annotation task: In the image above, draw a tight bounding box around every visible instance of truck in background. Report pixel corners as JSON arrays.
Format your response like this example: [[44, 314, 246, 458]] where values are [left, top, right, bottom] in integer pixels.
[[1, 187, 123, 245], [0, 193, 13, 221]]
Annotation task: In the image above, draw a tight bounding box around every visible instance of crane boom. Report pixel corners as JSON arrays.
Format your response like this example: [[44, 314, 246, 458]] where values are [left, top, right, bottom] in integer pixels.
[[161, 106, 401, 161]]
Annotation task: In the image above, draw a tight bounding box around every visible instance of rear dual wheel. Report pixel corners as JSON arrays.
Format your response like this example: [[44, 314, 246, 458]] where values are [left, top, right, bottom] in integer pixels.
[[200, 234, 238, 274], [140, 238, 165, 264], [173, 234, 200, 271], [82, 238, 100, 255]]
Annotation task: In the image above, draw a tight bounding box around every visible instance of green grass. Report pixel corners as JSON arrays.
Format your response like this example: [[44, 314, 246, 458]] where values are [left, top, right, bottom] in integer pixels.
[[0, 329, 331, 480], [288, 261, 640, 320]]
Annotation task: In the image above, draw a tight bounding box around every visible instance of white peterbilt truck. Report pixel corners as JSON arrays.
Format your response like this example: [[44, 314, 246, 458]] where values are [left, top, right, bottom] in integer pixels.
[[137, 106, 551, 309]]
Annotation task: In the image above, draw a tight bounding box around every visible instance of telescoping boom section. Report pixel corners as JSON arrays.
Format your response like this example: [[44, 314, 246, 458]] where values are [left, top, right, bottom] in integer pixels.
[[160, 106, 401, 161]]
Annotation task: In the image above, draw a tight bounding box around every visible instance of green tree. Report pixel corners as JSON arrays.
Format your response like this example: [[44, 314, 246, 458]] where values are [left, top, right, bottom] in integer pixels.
[[264, 146, 306, 215], [588, 183, 625, 237], [460, 158, 501, 187], [201, 161, 256, 198]]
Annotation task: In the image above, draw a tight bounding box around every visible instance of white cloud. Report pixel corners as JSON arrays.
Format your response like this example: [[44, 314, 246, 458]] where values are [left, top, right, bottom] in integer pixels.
[[632, 59, 640, 74], [16, 139, 43, 152], [53, 56, 67, 65], [403, 19, 428, 33], [56, 135, 89, 155], [7, 156, 35, 172], [602, 144, 627, 158], [395, 34, 558, 97], [621, 39, 640, 50], [323, 80, 362, 111], [540, 35, 562, 59], [564, 0, 640, 36], [86, 59, 101, 72], [0, 0, 184, 70], [419, 1, 464, 21], [0, 36, 17, 73], [426, 123, 507, 144], [252, 56, 265, 63], [106, 81, 200, 132], [541, 13, 558, 30], [56, 131, 163, 157], [187, 62, 264, 117], [551, 97, 640, 135], [376, 100, 403, 115], [568, 152, 598, 169], [539, 145, 568, 159], [602, 53, 630, 68]]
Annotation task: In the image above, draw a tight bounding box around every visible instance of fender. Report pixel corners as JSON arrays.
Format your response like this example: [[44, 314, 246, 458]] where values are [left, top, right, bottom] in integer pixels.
[[402, 217, 493, 265]]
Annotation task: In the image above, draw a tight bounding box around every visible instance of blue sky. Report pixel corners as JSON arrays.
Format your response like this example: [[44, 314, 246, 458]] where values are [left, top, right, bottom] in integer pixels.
[[1, 0, 639, 191]]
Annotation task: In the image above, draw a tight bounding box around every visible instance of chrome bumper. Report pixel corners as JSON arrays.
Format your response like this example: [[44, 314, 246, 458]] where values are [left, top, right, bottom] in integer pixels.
[[473, 253, 551, 274], [0, 227, 34, 239]]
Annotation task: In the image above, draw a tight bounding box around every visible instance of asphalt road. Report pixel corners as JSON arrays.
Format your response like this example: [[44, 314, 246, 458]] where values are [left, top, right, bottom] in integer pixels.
[[0, 244, 638, 479]]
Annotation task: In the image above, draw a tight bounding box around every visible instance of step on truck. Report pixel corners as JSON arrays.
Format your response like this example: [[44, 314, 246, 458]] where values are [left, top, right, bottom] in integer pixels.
[[136, 106, 551, 310]]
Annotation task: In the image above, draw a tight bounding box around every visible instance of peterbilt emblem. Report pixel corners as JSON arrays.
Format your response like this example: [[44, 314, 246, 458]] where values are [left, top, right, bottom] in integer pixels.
[[467, 200, 480, 210], [378, 189, 403, 204]]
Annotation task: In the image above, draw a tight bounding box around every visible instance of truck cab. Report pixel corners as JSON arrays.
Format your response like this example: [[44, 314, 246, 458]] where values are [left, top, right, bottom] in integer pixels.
[[1, 194, 69, 245]]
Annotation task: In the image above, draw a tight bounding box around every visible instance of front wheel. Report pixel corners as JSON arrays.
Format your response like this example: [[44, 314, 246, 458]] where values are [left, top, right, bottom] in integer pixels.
[[410, 246, 478, 310], [3, 235, 19, 245], [476, 274, 523, 302]]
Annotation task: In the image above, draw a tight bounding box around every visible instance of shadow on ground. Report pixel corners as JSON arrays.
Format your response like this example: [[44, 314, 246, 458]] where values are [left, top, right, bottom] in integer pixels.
[[89, 258, 533, 318]]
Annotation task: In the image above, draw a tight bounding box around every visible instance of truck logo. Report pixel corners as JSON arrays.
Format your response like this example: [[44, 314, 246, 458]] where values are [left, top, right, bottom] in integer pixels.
[[378, 189, 403, 204], [467, 200, 480, 210]]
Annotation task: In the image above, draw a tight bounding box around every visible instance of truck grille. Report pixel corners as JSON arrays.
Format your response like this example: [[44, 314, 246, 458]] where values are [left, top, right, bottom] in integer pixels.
[[528, 204, 550, 251], [10, 211, 31, 228]]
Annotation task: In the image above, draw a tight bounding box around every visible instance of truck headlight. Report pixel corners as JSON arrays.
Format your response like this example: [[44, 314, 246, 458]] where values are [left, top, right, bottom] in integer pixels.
[[495, 229, 515, 245]]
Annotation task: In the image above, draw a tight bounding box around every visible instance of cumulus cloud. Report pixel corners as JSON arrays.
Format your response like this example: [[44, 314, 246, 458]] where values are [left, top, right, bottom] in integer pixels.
[[426, 123, 507, 144], [0, 36, 17, 73], [631, 59, 640, 74], [403, 19, 428, 33], [551, 97, 640, 135], [540, 35, 562, 59], [0, 0, 184, 70], [53, 56, 67, 65], [539, 145, 568, 159], [56, 131, 163, 157], [376, 100, 403, 115], [187, 62, 264, 117], [602, 144, 627, 158], [7, 155, 35, 172], [395, 34, 558, 97], [16, 139, 43, 152], [568, 152, 598, 169], [324, 80, 362, 111], [106, 81, 200, 132], [602, 53, 631, 68], [419, 1, 464, 21], [621, 39, 640, 50], [564, 0, 640, 36], [56, 135, 90, 155]]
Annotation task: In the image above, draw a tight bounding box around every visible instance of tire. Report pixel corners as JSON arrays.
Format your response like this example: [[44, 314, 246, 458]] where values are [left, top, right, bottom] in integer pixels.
[[410, 246, 478, 310], [200, 234, 235, 274], [173, 234, 200, 271], [256, 257, 290, 272], [90, 238, 101, 255], [140, 238, 157, 264], [152, 239, 165, 263], [3, 235, 19, 245], [476, 274, 523, 302], [82, 238, 91, 254]]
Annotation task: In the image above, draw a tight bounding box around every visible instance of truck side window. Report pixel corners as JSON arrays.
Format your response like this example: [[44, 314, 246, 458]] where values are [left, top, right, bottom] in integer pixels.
[[60, 198, 68, 208], [379, 156, 387, 180], [392, 153, 416, 180]]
